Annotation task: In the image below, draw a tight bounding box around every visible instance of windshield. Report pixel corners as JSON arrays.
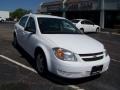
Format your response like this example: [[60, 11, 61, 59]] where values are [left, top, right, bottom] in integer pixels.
[[37, 18, 81, 34]]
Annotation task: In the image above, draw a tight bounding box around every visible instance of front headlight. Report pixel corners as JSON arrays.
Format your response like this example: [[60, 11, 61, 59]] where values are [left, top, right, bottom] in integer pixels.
[[53, 48, 77, 61]]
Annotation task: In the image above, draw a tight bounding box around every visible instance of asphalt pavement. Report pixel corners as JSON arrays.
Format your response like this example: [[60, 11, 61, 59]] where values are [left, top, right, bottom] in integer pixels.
[[0, 22, 120, 90]]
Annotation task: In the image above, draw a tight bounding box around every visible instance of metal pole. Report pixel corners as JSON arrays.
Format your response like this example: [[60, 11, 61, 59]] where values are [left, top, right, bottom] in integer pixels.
[[38, 2, 43, 13], [40, 2, 43, 10], [63, 0, 67, 17], [100, 0, 105, 29]]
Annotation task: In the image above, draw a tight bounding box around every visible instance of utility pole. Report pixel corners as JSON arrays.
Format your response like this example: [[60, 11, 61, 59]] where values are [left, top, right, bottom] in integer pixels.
[[37, 2, 43, 13], [100, 0, 105, 29], [63, 0, 67, 18], [40, 2, 43, 10]]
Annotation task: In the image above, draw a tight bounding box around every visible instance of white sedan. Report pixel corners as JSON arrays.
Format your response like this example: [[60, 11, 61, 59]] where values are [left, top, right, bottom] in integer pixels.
[[13, 14, 110, 79], [0, 17, 6, 22], [72, 19, 101, 33]]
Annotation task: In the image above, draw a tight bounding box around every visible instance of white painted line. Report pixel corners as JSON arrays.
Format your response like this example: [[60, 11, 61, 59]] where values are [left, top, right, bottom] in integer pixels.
[[100, 32, 120, 36], [0, 55, 37, 73], [0, 55, 85, 90], [112, 33, 120, 36], [100, 32, 110, 34], [111, 58, 120, 63], [67, 85, 84, 90]]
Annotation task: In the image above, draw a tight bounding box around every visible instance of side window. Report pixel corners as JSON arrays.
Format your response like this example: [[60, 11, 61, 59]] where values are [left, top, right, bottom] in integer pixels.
[[84, 21, 88, 25], [84, 20, 94, 25], [26, 17, 36, 32], [81, 21, 85, 24], [71, 20, 79, 23], [19, 16, 28, 27], [89, 21, 94, 25]]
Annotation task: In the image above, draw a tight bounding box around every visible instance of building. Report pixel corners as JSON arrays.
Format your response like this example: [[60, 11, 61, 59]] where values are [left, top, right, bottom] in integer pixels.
[[0, 11, 9, 20], [38, 0, 120, 28]]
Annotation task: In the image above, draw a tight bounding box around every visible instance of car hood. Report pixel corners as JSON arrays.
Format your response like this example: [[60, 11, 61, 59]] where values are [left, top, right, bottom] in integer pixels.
[[43, 34, 104, 54]]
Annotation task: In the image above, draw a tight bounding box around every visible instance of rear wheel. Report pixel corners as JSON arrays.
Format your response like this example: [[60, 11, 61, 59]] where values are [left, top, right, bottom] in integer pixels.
[[80, 28, 84, 33], [36, 52, 47, 75], [96, 28, 100, 33], [13, 34, 18, 48]]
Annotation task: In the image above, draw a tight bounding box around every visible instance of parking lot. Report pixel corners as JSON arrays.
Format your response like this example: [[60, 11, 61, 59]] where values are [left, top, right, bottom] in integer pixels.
[[0, 22, 120, 90]]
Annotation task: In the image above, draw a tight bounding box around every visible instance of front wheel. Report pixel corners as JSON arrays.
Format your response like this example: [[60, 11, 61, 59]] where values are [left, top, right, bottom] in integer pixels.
[[36, 52, 47, 75], [1, 20, 4, 22]]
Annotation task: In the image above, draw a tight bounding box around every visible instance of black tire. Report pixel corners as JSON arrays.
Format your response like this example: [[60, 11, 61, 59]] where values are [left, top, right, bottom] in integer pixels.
[[36, 52, 48, 75], [1, 20, 4, 22], [13, 34, 18, 48], [80, 28, 84, 33], [96, 28, 100, 33]]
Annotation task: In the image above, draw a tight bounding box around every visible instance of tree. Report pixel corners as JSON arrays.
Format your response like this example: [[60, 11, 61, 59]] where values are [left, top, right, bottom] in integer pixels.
[[10, 8, 31, 20]]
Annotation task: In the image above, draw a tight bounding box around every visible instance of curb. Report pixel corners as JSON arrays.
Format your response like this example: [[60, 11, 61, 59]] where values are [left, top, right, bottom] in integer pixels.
[[67, 85, 84, 90], [100, 32, 120, 35]]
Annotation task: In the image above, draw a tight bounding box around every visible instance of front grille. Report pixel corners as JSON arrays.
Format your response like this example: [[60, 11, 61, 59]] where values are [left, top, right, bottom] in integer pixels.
[[82, 56, 103, 61], [79, 52, 103, 56], [79, 52, 104, 61]]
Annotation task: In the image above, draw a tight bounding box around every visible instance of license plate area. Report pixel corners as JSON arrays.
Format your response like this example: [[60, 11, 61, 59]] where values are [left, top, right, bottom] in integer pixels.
[[91, 65, 103, 75]]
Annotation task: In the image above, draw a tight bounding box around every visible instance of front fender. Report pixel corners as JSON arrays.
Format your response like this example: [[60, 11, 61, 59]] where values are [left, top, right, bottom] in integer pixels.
[[34, 44, 52, 72]]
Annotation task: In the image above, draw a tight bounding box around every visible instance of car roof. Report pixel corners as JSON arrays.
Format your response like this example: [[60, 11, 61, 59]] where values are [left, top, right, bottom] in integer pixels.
[[25, 13, 65, 19], [72, 19, 87, 21]]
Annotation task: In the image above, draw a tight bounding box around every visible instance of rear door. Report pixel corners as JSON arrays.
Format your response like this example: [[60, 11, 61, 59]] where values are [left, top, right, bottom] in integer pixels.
[[85, 20, 95, 32], [81, 20, 89, 32]]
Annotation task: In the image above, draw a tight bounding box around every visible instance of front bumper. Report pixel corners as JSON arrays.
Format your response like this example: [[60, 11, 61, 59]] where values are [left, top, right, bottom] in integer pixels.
[[52, 55, 110, 79]]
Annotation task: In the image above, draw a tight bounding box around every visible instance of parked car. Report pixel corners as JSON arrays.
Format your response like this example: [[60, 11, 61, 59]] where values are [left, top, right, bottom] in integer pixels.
[[13, 14, 110, 79], [0, 17, 6, 22], [71, 19, 101, 33], [6, 18, 14, 22]]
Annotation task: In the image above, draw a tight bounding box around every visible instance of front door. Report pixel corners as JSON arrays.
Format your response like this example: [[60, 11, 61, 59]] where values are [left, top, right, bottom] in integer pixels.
[[23, 17, 37, 56]]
